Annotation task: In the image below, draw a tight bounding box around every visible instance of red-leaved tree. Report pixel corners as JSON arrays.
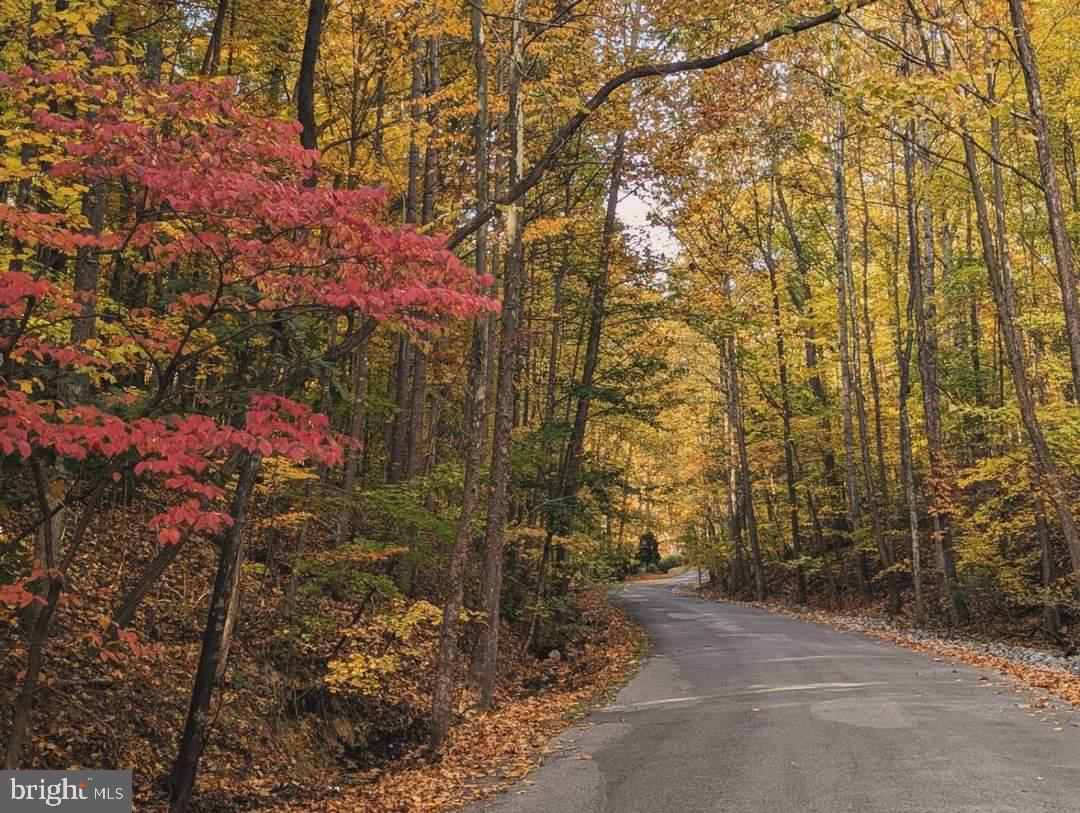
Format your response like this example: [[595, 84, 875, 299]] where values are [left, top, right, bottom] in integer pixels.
[[0, 47, 494, 807]]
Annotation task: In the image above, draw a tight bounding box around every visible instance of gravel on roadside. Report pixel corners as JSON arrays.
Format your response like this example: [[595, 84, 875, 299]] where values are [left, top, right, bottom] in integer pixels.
[[675, 584, 1080, 682]]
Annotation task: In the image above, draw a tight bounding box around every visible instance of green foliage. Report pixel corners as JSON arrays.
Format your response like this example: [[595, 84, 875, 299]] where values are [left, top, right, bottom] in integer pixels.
[[527, 593, 585, 656], [296, 545, 401, 604], [637, 531, 660, 569], [657, 554, 684, 573]]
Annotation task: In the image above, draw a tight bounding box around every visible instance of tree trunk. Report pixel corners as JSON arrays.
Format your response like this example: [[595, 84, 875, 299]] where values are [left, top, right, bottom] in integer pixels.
[[833, 117, 870, 602], [778, 178, 844, 591], [1008, 0, 1080, 400], [554, 10, 639, 547], [113, 538, 185, 629], [962, 130, 1080, 584], [387, 39, 429, 486], [857, 144, 895, 597], [406, 347, 428, 479], [757, 194, 805, 603], [724, 375, 748, 595], [898, 131, 925, 625], [4, 457, 64, 769], [557, 130, 624, 533], [199, 0, 228, 76], [405, 39, 424, 225], [731, 335, 766, 601], [1033, 487, 1061, 637], [405, 37, 443, 482], [430, 9, 491, 744], [472, 0, 524, 709], [430, 291, 489, 748], [336, 336, 370, 546], [297, 0, 327, 157], [66, 14, 112, 356], [169, 452, 261, 813], [387, 338, 412, 485], [914, 119, 968, 626], [850, 145, 896, 612]]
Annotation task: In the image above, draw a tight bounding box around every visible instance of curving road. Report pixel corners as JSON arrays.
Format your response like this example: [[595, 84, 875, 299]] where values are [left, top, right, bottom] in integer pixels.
[[467, 571, 1080, 812]]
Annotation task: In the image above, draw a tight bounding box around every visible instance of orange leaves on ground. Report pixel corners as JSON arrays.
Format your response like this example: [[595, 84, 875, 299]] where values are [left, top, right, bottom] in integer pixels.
[[287, 589, 646, 813]]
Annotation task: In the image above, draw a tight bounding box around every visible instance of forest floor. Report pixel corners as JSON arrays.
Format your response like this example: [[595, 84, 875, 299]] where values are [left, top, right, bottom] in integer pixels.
[[288, 589, 647, 813], [0, 494, 646, 813], [682, 584, 1080, 708]]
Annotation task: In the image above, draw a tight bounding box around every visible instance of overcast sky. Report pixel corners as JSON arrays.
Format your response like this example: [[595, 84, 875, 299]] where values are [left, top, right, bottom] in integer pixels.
[[618, 188, 681, 260]]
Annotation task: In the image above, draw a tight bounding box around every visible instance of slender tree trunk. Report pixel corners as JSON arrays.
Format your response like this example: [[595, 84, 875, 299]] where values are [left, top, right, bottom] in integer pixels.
[[69, 170, 105, 347], [65, 14, 112, 358], [898, 128, 925, 625], [545, 248, 565, 427], [1008, 0, 1080, 400], [856, 143, 892, 534], [429, 326, 488, 744], [1033, 484, 1061, 637], [472, 0, 524, 708], [169, 452, 261, 813], [538, 207, 569, 514], [109, 446, 243, 631], [772, 265, 805, 603], [724, 373, 748, 595], [387, 40, 428, 485], [833, 118, 870, 601], [555, 10, 639, 549], [406, 346, 428, 479], [756, 193, 805, 603], [731, 335, 766, 601], [405, 39, 424, 225], [297, 0, 327, 157], [282, 483, 313, 618], [962, 131, 1080, 584], [421, 38, 440, 226], [405, 38, 443, 481], [1064, 120, 1079, 211], [430, 5, 492, 742], [850, 152, 896, 612], [778, 179, 844, 593], [862, 253, 890, 518], [336, 336, 370, 546], [200, 0, 228, 76], [224, 0, 237, 74], [431, 278, 489, 747], [913, 119, 968, 625], [4, 457, 64, 769], [113, 540, 185, 629], [387, 338, 412, 484], [558, 129, 625, 530]]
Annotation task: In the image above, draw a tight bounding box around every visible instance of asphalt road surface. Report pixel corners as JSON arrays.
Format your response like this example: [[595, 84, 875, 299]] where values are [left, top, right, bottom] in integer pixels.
[[467, 571, 1080, 812]]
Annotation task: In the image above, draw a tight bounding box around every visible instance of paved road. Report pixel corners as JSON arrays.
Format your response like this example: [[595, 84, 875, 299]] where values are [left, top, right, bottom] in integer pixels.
[[468, 572, 1080, 812]]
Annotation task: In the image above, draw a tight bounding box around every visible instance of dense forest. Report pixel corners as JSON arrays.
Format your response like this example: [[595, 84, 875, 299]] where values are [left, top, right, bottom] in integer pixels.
[[3, 0, 1080, 809]]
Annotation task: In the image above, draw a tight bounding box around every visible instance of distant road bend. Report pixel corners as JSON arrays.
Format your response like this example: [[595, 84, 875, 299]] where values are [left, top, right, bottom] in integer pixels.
[[468, 572, 1080, 813]]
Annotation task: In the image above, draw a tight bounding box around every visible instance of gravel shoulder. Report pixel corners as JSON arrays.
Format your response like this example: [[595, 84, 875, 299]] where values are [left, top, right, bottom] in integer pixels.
[[681, 585, 1080, 705]]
